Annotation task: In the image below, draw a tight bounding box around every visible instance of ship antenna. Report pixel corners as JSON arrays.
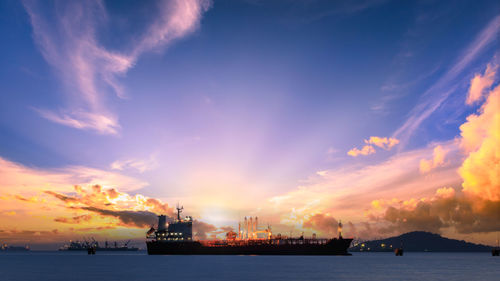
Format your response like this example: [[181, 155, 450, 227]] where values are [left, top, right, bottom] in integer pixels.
[[176, 202, 184, 221]]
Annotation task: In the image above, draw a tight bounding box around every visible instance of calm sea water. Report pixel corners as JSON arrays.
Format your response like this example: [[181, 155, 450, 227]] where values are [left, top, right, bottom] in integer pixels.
[[1, 251, 499, 281]]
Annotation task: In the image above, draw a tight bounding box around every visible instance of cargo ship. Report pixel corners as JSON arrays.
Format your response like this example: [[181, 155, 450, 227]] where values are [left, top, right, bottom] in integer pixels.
[[1, 243, 30, 251], [59, 240, 138, 251], [146, 206, 352, 255]]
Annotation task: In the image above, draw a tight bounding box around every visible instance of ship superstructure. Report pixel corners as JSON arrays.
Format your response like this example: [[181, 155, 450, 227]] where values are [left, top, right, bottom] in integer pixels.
[[148, 205, 193, 242], [146, 206, 352, 255]]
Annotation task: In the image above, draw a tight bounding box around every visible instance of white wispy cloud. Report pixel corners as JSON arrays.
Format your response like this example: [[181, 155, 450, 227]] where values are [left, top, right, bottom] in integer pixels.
[[23, 0, 212, 135], [392, 15, 500, 147], [110, 155, 158, 173]]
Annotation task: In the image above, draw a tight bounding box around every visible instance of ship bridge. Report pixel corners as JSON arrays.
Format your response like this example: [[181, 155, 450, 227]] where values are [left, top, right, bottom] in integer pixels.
[[152, 205, 193, 242]]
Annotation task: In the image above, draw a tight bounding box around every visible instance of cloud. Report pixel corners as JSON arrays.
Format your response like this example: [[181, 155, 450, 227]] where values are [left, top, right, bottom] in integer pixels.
[[373, 76, 500, 236], [0, 156, 147, 196], [0, 157, 185, 246], [23, 0, 212, 134], [35, 109, 120, 135], [78, 207, 158, 228], [392, 15, 500, 147], [269, 139, 462, 238], [193, 220, 217, 240], [0, 229, 62, 244], [302, 214, 338, 236], [347, 136, 399, 157], [45, 184, 175, 217], [372, 188, 500, 235], [364, 136, 400, 150], [43, 184, 176, 228], [0, 157, 216, 245], [132, 0, 212, 56], [54, 214, 93, 224], [325, 147, 338, 161], [459, 84, 500, 201], [316, 170, 328, 177], [272, 74, 498, 239], [419, 145, 447, 173], [466, 63, 497, 105], [347, 145, 375, 157], [110, 156, 158, 173]]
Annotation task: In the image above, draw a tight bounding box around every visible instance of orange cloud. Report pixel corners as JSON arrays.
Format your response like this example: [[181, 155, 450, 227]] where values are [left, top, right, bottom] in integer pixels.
[[348, 136, 399, 157], [372, 188, 500, 235], [54, 214, 93, 224], [0, 156, 148, 195], [302, 214, 339, 236], [372, 76, 500, 236], [466, 63, 497, 105], [459, 84, 500, 200], [347, 145, 375, 157], [271, 140, 461, 225], [44, 185, 175, 227], [419, 145, 447, 173], [364, 136, 400, 150]]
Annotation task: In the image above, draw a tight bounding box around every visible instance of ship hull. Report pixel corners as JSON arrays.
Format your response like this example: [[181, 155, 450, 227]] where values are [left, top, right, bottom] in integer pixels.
[[147, 239, 352, 255]]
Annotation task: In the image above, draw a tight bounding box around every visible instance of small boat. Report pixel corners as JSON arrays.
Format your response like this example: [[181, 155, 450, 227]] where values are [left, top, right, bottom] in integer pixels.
[[87, 246, 96, 255], [395, 240, 403, 256], [394, 248, 403, 256]]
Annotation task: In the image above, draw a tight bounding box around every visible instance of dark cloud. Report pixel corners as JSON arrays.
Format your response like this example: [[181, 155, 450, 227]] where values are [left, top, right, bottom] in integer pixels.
[[219, 226, 234, 233], [193, 220, 217, 240], [44, 186, 176, 228], [15, 195, 31, 202], [303, 214, 338, 236], [44, 191, 79, 203], [78, 206, 159, 228], [68, 226, 116, 231], [378, 195, 500, 235], [54, 214, 92, 224]]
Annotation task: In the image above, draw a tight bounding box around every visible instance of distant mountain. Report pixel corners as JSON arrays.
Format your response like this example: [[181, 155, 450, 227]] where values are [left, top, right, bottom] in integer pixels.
[[349, 231, 493, 252]]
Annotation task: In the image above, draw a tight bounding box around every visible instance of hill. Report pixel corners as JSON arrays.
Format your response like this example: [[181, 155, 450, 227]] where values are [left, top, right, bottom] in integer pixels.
[[349, 231, 492, 252]]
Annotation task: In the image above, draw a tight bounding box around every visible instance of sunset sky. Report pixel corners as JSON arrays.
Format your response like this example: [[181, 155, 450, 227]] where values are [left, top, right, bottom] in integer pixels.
[[0, 0, 499, 249]]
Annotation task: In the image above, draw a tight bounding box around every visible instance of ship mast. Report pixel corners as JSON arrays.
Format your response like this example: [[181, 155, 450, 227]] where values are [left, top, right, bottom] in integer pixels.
[[176, 203, 184, 222]]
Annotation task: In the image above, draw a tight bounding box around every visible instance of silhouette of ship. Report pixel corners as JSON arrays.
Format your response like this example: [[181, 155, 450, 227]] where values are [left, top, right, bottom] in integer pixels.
[[146, 205, 352, 255], [1, 243, 30, 251], [59, 239, 138, 251]]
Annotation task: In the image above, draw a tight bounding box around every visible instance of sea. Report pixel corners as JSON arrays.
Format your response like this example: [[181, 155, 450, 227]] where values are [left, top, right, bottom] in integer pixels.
[[0, 251, 499, 281]]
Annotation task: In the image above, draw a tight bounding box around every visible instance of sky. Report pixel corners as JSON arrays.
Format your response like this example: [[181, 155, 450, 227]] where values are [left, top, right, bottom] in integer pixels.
[[0, 0, 499, 249]]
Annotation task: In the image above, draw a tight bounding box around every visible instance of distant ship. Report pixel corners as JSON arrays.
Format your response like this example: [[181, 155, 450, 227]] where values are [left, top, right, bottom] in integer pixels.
[[1, 243, 30, 252], [59, 240, 138, 251], [146, 206, 352, 255]]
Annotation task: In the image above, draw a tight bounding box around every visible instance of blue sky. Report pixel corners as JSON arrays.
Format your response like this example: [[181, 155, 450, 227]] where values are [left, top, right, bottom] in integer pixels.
[[0, 0, 499, 246]]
